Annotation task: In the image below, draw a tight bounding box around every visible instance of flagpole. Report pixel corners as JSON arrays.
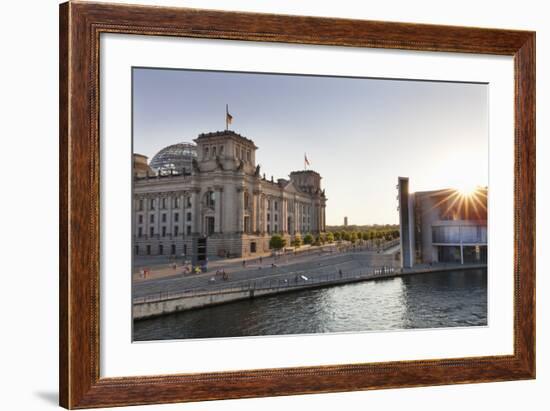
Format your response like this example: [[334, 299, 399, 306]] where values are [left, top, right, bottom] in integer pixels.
[[225, 104, 228, 130]]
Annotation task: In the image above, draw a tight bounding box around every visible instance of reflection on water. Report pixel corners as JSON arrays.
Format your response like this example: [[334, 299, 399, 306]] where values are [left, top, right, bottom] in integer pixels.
[[133, 268, 487, 341]]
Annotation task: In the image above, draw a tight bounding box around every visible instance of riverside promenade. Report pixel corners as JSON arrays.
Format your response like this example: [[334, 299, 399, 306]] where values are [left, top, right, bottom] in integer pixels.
[[133, 241, 486, 319]]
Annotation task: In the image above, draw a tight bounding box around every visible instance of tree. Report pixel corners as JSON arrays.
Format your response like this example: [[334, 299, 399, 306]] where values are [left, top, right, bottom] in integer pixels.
[[333, 231, 341, 241], [319, 232, 327, 244], [362, 231, 369, 241], [303, 233, 314, 245], [269, 234, 286, 251], [349, 232, 358, 243], [291, 235, 302, 248], [342, 231, 351, 241], [326, 232, 335, 243]]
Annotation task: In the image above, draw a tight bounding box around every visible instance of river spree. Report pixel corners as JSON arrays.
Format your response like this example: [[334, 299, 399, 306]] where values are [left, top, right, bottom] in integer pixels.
[[133, 268, 487, 341]]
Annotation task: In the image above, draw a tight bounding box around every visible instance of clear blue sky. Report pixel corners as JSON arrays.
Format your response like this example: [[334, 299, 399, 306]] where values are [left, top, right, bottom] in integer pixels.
[[133, 68, 488, 225]]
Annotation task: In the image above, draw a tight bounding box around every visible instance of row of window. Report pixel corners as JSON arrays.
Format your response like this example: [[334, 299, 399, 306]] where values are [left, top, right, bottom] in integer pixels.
[[137, 225, 192, 237], [136, 196, 315, 213], [137, 212, 192, 224], [235, 145, 252, 163], [135, 244, 188, 256], [136, 196, 192, 211], [203, 144, 224, 159], [265, 225, 311, 234]]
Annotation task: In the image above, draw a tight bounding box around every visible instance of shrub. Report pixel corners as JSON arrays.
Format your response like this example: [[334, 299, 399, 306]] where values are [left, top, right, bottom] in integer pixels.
[[269, 234, 286, 250], [291, 235, 302, 248]]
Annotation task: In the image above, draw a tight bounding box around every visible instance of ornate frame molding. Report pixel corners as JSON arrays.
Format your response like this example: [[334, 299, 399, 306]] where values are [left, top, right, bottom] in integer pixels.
[[60, 1, 535, 408]]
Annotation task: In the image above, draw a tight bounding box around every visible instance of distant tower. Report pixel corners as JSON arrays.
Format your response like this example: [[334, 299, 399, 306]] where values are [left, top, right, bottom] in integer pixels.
[[344, 216, 348, 227]]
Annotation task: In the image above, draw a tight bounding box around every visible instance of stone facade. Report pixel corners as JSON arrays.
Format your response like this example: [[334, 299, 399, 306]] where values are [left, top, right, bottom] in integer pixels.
[[133, 130, 327, 258]]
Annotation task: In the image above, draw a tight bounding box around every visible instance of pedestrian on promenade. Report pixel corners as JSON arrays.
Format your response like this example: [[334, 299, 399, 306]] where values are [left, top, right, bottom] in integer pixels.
[[259, 256, 263, 264], [339, 269, 343, 278], [242, 260, 246, 268]]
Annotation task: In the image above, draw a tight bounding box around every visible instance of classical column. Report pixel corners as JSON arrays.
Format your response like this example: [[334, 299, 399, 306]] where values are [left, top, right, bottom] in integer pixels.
[[252, 190, 259, 233], [178, 192, 185, 237], [315, 203, 323, 232], [191, 189, 200, 234], [167, 193, 173, 237], [295, 202, 299, 234], [264, 195, 270, 234], [155, 195, 160, 236], [259, 194, 264, 234], [143, 195, 150, 236], [214, 186, 223, 233], [236, 187, 244, 233], [281, 199, 287, 233], [294, 201, 302, 234]]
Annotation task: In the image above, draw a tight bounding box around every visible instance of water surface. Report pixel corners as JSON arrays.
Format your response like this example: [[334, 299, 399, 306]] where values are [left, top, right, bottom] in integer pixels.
[[134, 268, 487, 341]]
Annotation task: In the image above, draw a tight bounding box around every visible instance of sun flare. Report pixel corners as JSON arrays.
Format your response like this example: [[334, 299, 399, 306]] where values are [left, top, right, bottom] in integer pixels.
[[455, 183, 479, 197]]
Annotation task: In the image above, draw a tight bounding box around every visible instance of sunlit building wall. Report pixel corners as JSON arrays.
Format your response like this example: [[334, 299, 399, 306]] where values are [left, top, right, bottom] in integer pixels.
[[398, 177, 487, 268]]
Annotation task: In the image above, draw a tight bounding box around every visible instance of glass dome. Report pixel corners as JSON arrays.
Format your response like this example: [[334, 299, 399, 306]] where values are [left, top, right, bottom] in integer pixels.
[[149, 142, 197, 174]]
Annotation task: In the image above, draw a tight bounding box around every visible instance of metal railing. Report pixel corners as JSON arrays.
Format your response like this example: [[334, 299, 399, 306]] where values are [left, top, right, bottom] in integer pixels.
[[133, 265, 399, 304]]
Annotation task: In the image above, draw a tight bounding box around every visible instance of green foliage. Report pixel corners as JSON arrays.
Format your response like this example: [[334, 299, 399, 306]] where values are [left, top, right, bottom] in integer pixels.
[[291, 235, 303, 248], [324, 224, 399, 246], [269, 234, 286, 250], [326, 232, 335, 243], [303, 233, 314, 245]]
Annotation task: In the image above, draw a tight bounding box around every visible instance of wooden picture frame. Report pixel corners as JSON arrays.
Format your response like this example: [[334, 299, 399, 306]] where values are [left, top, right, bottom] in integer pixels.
[[59, 1, 535, 408]]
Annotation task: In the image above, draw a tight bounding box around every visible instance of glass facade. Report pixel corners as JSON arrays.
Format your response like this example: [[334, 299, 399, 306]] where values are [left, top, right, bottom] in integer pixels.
[[432, 225, 487, 244]]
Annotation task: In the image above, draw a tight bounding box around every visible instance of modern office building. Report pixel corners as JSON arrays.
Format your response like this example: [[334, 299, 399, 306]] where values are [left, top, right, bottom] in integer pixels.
[[133, 130, 327, 258], [397, 177, 487, 268]]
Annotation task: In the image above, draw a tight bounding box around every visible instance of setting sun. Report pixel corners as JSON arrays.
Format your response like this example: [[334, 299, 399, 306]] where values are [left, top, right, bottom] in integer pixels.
[[455, 183, 480, 197]]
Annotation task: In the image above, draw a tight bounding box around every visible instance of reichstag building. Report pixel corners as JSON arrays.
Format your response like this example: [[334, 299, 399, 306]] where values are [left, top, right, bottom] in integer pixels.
[[133, 130, 327, 258]]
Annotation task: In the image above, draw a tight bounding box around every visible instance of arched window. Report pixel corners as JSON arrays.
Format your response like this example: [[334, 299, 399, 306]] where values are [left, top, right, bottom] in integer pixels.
[[205, 191, 215, 208]]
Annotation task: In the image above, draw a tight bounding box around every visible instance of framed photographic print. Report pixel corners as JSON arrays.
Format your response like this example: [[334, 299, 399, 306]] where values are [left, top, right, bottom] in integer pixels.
[[59, 1, 535, 408]]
